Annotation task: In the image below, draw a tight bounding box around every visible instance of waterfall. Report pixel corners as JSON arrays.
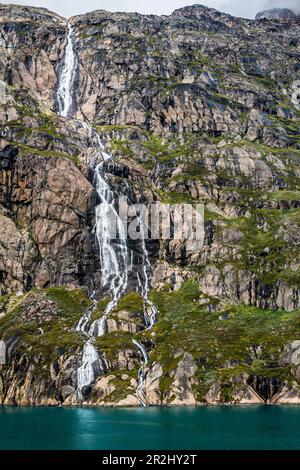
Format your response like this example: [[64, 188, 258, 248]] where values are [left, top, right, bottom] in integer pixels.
[[76, 342, 99, 400], [88, 179, 158, 335], [88, 145, 157, 405], [126, 191, 158, 328], [57, 25, 78, 118], [75, 294, 107, 398], [86, 146, 132, 338], [94, 159, 131, 311], [132, 339, 148, 407], [76, 293, 96, 335], [56, 24, 158, 404]]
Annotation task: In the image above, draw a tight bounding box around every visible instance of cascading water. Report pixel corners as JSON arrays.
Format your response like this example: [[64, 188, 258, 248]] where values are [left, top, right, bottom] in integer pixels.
[[86, 141, 158, 338], [94, 160, 131, 310], [56, 23, 157, 404], [126, 190, 158, 329], [132, 339, 148, 407], [76, 292, 96, 334], [57, 25, 78, 118], [75, 294, 107, 399]]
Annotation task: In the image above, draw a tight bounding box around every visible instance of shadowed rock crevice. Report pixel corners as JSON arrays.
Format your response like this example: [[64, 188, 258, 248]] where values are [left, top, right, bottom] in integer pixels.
[[247, 375, 284, 403]]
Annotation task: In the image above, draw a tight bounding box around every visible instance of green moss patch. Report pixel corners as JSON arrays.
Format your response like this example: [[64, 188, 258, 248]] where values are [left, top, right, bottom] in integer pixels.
[[95, 331, 135, 365], [113, 292, 144, 314], [146, 282, 300, 402], [0, 288, 90, 364]]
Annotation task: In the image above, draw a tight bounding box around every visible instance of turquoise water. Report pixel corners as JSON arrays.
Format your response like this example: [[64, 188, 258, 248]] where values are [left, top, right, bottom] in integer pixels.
[[0, 406, 300, 450]]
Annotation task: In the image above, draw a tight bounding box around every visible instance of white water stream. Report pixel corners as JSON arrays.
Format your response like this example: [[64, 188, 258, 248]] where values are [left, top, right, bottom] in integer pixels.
[[57, 24, 157, 404], [132, 339, 149, 407], [57, 26, 78, 118]]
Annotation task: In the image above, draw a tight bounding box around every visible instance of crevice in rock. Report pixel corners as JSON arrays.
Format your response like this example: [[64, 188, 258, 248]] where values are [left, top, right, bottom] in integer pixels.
[[247, 375, 284, 403]]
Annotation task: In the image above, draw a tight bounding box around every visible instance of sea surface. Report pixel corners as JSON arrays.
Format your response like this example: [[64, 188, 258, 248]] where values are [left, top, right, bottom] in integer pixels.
[[0, 406, 299, 450]]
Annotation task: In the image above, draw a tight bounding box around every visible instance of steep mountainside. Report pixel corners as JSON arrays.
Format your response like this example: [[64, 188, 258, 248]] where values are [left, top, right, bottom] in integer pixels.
[[0, 3, 300, 406]]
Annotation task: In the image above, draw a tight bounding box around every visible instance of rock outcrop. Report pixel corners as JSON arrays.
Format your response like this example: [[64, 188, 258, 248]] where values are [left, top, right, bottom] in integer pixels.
[[0, 3, 300, 406], [255, 8, 297, 21]]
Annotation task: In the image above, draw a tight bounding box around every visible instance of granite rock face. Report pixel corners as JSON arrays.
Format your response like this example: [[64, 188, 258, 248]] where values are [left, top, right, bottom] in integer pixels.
[[255, 8, 297, 21], [1, 4, 300, 406]]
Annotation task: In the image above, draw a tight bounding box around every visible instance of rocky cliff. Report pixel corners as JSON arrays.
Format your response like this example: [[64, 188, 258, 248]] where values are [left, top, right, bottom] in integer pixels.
[[255, 8, 299, 20], [0, 3, 300, 406]]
